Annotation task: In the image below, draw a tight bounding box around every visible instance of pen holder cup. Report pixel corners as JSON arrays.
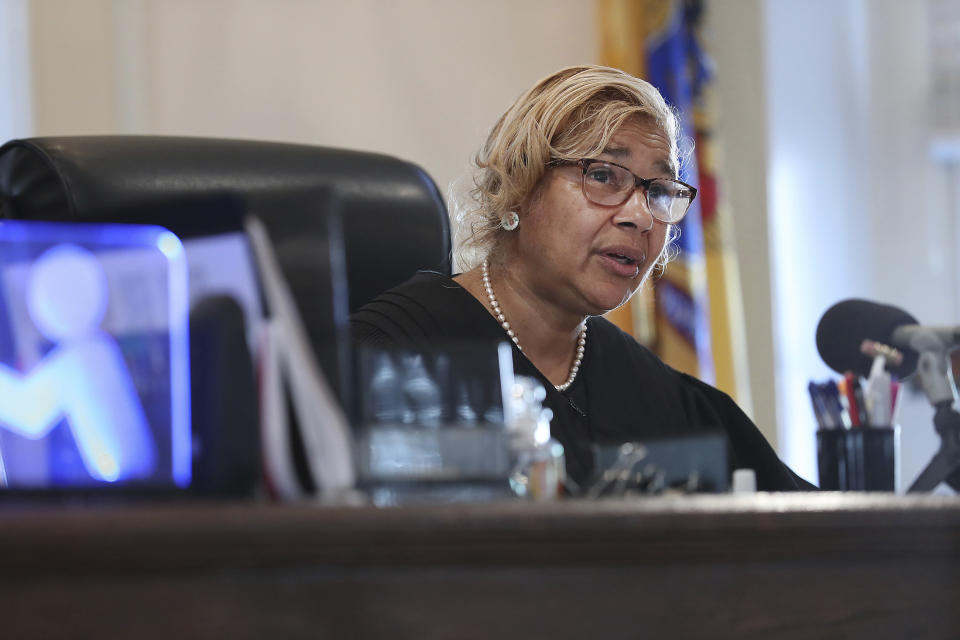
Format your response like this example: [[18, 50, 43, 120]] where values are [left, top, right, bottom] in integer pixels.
[[816, 426, 899, 491]]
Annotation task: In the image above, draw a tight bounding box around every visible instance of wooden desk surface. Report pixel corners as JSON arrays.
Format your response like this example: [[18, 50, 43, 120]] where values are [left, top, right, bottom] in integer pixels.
[[2, 493, 959, 639]]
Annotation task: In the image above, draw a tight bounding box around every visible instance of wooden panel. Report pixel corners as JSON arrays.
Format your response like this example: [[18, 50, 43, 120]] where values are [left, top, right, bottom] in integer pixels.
[[2, 494, 959, 638]]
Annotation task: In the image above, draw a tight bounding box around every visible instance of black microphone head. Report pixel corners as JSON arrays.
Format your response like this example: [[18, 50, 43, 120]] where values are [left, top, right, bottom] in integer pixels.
[[816, 298, 919, 378]]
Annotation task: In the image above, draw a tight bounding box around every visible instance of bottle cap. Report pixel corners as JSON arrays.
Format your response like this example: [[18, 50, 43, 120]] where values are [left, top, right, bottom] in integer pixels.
[[732, 468, 757, 494]]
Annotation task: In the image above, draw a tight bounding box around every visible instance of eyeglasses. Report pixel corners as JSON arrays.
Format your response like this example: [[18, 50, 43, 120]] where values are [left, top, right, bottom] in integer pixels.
[[552, 158, 697, 224]]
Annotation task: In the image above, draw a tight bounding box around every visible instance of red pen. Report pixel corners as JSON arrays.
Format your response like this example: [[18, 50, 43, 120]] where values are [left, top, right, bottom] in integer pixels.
[[844, 371, 861, 427], [890, 379, 902, 424]]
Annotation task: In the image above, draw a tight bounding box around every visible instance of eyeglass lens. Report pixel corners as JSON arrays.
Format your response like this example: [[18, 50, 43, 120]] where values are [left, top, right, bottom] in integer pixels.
[[581, 161, 693, 223]]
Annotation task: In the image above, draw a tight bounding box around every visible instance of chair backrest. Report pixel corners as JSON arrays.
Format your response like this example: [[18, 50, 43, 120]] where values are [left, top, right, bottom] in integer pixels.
[[0, 135, 452, 312]]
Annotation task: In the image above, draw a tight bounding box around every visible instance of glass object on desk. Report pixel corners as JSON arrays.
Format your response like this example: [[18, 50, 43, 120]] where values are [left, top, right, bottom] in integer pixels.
[[506, 376, 564, 500], [353, 342, 517, 505]]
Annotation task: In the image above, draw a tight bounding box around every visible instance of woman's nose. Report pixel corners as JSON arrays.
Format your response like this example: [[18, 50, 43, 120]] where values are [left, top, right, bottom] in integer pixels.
[[613, 188, 654, 232]]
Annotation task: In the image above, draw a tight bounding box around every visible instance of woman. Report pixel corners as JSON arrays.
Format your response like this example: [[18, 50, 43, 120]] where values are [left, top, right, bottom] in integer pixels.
[[352, 65, 810, 491]]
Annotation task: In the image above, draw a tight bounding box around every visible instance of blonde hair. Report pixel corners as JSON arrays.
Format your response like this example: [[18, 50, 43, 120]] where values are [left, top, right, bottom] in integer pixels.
[[453, 64, 686, 272]]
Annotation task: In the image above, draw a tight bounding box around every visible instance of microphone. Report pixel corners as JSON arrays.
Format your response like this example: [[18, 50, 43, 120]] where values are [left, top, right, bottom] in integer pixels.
[[819, 299, 960, 493], [815, 299, 923, 378]]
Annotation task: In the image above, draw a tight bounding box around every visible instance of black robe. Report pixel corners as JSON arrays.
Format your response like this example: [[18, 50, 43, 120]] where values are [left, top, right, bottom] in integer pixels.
[[351, 271, 813, 491]]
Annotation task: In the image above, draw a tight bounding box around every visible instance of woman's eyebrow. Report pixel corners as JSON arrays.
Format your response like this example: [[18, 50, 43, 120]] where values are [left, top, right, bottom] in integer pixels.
[[600, 147, 676, 177], [600, 145, 631, 159], [653, 159, 676, 177]]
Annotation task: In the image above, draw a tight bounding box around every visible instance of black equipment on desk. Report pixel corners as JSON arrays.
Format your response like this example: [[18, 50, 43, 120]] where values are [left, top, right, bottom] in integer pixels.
[[589, 431, 730, 496]]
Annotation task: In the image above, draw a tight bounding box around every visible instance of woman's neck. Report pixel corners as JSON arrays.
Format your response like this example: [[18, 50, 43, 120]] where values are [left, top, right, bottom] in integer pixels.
[[455, 257, 586, 387]]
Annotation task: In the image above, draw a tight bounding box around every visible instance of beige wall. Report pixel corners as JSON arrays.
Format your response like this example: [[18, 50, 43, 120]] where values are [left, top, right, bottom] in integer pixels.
[[28, 0, 597, 200], [0, 0, 32, 140], [702, 0, 778, 444], [28, 0, 122, 134]]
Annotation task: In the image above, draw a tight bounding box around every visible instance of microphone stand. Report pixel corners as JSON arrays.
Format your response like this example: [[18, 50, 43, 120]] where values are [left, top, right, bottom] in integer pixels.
[[909, 401, 960, 492], [905, 330, 960, 492]]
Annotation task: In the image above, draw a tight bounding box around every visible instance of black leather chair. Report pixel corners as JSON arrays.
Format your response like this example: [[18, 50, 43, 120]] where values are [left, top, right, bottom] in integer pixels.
[[0, 135, 452, 311]]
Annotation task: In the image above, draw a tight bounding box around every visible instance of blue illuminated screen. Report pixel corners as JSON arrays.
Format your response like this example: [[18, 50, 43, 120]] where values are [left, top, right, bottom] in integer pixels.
[[0, 220, 190, 489]]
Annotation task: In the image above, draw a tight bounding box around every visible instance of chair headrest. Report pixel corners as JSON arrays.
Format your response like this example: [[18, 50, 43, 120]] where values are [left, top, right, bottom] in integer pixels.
[[0, 135, 451, 311]]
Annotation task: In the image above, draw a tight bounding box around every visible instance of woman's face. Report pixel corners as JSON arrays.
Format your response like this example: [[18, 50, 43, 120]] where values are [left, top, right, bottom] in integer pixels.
[[506, 118, 673, 317]]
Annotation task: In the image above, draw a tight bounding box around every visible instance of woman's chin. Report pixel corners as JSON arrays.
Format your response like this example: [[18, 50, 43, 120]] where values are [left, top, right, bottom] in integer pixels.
[[581, 285, 639, 316]]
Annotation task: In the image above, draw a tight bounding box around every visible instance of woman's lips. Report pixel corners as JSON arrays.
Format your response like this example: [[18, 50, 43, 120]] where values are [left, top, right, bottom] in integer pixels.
[[597, 249, 643, 278]]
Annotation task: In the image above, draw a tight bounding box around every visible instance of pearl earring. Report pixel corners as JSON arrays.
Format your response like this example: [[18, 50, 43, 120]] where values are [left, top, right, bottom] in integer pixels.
[[500, 212, 519, 231]]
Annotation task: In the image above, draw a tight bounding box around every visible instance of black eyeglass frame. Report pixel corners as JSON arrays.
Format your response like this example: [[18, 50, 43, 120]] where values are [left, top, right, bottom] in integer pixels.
[[550, 158, 698, 224]]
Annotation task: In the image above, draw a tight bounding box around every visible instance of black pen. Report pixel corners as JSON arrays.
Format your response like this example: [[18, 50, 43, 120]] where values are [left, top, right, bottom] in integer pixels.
[[808, 382, 828, 429]]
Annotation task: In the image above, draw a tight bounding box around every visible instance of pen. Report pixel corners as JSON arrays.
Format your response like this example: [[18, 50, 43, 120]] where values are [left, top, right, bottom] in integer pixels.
[[808, 382, 827, 429], [836, 377, 849, 426], [891, 378, 902, 425], [852, 380, 868, 426], [844, 371, 862, 427], [823, 380, 850, 429], [808, 381, 838, 429]]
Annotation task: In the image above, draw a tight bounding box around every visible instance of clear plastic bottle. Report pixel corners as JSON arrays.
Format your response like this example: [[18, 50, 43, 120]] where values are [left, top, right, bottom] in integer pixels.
[[507, 376, 565, 500]]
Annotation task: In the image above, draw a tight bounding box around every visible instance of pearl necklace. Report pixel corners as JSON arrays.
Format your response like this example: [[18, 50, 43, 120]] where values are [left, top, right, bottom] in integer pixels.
[[481, 258, 587, 392]]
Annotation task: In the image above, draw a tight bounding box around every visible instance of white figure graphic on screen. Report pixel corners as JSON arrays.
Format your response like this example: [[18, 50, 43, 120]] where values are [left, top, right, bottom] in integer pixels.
[[0, 244, 156, 482]]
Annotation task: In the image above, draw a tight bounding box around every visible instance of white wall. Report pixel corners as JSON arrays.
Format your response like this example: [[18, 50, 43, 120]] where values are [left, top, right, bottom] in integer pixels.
[[861, 0, 956, 489]]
